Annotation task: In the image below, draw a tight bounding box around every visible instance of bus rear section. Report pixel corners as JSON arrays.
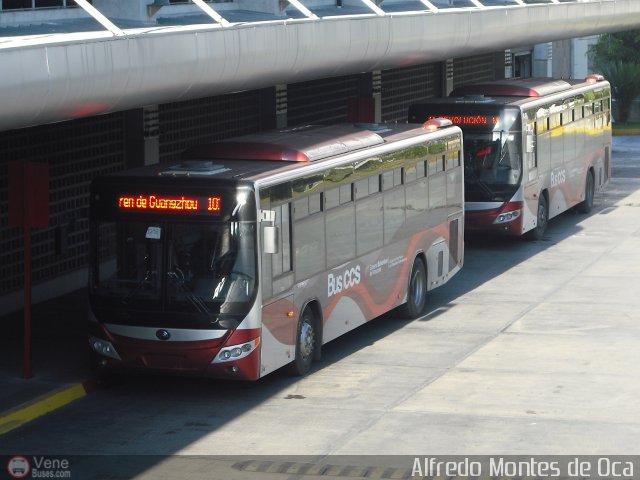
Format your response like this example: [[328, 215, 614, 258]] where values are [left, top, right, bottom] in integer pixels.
[[88, 122, 465, 381], [409, 76, 612, 240]]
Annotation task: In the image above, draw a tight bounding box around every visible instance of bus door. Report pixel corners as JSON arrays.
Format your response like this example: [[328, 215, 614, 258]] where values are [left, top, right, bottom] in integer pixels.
[[261, 295, 295, 377], [521, 121, 541, 232], [524, 123, 538, 184], [562, 102, 583, 205]]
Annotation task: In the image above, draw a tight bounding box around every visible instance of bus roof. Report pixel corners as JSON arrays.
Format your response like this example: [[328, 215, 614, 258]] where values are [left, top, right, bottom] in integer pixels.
[[451, 78, 574, 98], [182, 124, 387, 163], [408, 76, 610, 120], [96, 123, 456, 186]]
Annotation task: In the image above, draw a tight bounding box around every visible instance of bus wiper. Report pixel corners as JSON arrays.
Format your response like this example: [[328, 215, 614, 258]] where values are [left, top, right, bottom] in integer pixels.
[[121, 271, 154, 305], [465, 168, 495, 200], [168, 273, 217, 323], [185, 293, 212, 318]]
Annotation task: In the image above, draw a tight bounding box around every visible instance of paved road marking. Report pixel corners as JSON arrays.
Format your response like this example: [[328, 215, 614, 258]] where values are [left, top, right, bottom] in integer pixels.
[[0, 383, 87, 435]]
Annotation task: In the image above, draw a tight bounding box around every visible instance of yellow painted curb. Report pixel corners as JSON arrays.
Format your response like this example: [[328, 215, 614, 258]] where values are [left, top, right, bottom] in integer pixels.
[[613, 129, 640, 135], [0, 384, 87, 435]]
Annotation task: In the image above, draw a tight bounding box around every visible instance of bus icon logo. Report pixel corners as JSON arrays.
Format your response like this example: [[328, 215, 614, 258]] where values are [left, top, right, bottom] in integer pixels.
[[7, 456, 30, 479], [156, 329, 171, 341]]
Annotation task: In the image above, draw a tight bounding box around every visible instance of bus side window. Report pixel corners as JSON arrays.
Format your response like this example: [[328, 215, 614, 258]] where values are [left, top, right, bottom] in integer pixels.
[[383, 187, 405, 245], [446, 151, 456, 170], [325, 188, 339, 210], [326, 201, 355, 268], [574, 107, 583, 120], [370, 175, 381, 194], [272, 203, 292, 277], [393, 167, 403, 186], [294, 213, 325, 281], [528, 125, 537, 170], [354, 179, 368, 200], [309, 193, 322, 215], [404, 164, 417, 183], [339, 183, 353, 204], [381, 170, 394, 191], [294, 197, 309, 220], [427, 156, 438, 176]]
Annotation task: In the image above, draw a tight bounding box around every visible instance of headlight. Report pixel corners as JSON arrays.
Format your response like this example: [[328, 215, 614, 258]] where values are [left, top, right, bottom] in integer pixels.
[[494, 209, 521, 224], [212, 338, 260, 364], [89, 336, 121, 360]]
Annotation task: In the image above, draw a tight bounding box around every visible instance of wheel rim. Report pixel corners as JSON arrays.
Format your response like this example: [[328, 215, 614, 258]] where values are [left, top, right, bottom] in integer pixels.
[[298, 318, 315, 360]]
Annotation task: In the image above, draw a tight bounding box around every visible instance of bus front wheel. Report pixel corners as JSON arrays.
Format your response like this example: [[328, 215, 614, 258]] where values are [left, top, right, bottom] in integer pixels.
[[400, 257, 427, 319], [525, 194, 548, 241], [289, 308, 316, 376]]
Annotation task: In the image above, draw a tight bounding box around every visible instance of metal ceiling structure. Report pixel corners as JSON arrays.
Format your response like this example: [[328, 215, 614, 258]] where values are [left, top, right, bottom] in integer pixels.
[[1, 0, 639, 132]]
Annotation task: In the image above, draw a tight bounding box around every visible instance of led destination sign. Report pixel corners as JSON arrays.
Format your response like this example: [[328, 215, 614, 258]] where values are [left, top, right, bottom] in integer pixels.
[[427, 115, 498, 126], [117, 194, 222, 213]]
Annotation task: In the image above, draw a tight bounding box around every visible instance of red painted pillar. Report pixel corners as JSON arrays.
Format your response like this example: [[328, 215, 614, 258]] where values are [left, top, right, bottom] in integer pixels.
[[9, 161, 49, 379]]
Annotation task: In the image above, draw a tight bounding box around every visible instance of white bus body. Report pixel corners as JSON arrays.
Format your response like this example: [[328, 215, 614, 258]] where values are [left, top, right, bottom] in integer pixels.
[[89, 122, 464, 380], [409, 76, 612, 239]]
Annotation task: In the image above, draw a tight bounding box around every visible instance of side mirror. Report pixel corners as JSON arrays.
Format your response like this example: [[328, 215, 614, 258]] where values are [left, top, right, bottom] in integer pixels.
[[263, 226, 279, 254]]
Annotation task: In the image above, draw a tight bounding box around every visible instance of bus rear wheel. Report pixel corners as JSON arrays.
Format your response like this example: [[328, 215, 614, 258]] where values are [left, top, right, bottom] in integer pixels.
[[289, 308, 316, 376], [525, 194, 548, 241], [400, 258, 427, 319], [577, 170, 595, 214]]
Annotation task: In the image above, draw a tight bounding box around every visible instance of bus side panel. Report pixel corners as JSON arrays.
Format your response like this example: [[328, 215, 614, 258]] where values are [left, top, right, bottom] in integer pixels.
[[571, 116, 586, 207], [547, 118, 569, 220], [260, 295, 296, 377], [320, 229, 444, 344]]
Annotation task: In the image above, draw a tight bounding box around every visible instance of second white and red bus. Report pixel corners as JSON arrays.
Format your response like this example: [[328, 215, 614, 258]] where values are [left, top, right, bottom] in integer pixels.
[[409, 76, 612, 239]]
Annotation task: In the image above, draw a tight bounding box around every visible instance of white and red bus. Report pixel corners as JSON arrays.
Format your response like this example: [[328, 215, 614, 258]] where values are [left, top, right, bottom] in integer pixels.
[[88, 122, 464, 380], [409, 76, 612, 239]]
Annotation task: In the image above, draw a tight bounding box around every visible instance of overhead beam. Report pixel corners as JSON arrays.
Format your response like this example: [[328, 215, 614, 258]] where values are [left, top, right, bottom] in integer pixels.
[[191, 0, 231, 28], [73, 0, 125, 37], [418, 0, 439, 13], [360, 0, 386, 16], [286, 0, 319, 19]]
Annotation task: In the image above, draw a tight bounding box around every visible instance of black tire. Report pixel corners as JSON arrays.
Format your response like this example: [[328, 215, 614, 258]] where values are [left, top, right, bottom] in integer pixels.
[[577, 170, 595, 214], [399, 258, 428, 319], [525, 194, 548, 241], [288, 308, 316, 376]]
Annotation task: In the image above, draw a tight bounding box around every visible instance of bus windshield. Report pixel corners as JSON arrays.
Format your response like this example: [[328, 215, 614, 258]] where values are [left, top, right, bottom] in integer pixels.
[[464, 131, 522, 201], [91, 220, 257, 328]]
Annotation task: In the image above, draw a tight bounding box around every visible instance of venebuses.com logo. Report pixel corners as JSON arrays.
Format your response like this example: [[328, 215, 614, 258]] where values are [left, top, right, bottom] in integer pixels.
[[6, 456, 71, 479], [6, 456, 30, 479]]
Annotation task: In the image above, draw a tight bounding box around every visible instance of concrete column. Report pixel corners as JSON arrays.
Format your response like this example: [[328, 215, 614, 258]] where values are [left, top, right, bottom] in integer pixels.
[[125, 105, 160, 168], [551, 39, 572, 79], [501, 50, 512, 80], [442, 59, 454, 96], [275, 84, 288, 129], [533, 43, 553, 78], [348, 72, 381, 123]]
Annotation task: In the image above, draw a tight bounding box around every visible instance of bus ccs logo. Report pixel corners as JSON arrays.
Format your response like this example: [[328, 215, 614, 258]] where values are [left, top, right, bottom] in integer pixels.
[[328, 266, 361, 298]]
